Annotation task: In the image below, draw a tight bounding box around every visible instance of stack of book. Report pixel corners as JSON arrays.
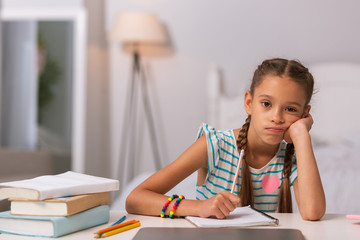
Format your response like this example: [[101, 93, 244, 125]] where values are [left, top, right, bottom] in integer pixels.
[[0, 171, 119, 237]]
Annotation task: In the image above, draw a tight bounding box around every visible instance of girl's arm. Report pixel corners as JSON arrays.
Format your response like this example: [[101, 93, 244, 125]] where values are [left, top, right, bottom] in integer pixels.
[[125, 135, 240, 218], [288, 114, 326, 220]]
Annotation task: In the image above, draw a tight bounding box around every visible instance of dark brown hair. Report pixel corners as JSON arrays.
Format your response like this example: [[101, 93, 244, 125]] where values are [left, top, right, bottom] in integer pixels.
[[236, 58, 314, 212]]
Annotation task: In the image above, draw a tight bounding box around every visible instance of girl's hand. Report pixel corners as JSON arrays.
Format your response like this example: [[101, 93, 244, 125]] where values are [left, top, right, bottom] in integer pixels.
[[284, 113, 313, 143], [197, 191, 240, 219]]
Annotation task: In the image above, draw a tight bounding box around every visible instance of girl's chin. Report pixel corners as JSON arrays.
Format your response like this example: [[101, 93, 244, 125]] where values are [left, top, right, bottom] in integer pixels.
[[262, 136, 284, 145]]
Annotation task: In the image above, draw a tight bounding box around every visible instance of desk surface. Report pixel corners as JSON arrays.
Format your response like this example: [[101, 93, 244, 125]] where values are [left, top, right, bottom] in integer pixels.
[[0, 211, 359, 240]]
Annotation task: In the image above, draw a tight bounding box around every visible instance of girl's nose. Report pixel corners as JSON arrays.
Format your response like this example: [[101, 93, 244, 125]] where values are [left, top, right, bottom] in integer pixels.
[[271, 108, 285, 124]]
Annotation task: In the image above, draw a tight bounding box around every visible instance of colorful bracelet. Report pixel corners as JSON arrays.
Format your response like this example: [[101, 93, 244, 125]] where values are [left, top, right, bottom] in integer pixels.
[[169, 195, 185, 219], [161, 194, 178, 218]]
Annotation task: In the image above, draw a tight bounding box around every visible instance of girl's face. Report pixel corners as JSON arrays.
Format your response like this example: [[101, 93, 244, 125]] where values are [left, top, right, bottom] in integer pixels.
[[244, 75, 310, 146]]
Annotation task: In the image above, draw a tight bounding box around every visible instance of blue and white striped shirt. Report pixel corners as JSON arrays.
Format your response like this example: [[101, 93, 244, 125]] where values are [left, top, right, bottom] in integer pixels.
[[195, 123, 297, 213]]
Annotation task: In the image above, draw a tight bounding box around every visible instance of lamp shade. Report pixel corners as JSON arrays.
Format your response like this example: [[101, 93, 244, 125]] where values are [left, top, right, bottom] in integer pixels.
[[109, 12, 166, 44]]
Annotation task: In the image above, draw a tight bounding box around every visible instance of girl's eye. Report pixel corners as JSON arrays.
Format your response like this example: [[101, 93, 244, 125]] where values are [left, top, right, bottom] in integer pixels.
[[286, 107, 297, 112], [261, 101, 271, 108]]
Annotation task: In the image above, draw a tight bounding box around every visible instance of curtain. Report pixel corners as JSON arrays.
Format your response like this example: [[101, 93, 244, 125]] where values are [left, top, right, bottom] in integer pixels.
[[0, 21, 38, 149]]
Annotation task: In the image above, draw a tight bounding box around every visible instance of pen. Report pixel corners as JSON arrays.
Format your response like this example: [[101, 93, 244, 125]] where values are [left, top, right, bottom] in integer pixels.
[[100, 221, 141, 238], [231, 149, 244, 194], [249, 206, 279, 225], [109, 215, 126, 226]]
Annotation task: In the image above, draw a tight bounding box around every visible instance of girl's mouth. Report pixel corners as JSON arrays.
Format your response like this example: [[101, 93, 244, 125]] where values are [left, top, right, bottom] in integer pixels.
[[266, 127, 286, 133]]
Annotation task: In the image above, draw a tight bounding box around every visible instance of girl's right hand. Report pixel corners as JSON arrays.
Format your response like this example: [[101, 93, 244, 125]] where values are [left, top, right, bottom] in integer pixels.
[[284, 113, 313, 144], [197, 191, 240, 219]]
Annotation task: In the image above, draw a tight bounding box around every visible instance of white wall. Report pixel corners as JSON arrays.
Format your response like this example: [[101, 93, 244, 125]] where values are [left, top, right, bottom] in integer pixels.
[[106, 0, 360, 184], [83, 0, 111, 177]]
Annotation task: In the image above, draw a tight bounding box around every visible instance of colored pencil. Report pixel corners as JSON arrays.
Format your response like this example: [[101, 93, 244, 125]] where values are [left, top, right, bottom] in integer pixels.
[[100, 221, 141, 238], [94, 219, 138, 235], [109, 216, 126, 226], [231, 149, 244, 194]]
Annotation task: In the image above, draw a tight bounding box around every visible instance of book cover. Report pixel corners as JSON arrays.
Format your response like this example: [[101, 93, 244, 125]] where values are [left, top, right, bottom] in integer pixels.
[[185, 205, 279, 228], [10, 192, 110, 216], [0, 171, 119, 200], [0, 205, 110, 237]]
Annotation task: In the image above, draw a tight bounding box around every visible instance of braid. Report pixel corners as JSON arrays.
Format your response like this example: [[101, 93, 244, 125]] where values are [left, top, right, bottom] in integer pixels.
[[236, 116, 253, 207], [278, 143, 294, 213]]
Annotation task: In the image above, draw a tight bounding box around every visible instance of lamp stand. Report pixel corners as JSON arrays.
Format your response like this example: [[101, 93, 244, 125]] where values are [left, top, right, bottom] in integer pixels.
[[118, 50, 162, 187]]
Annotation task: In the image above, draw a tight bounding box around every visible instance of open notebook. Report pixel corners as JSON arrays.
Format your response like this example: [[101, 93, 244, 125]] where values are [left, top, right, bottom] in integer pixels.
[[185, 205, 279, 228]]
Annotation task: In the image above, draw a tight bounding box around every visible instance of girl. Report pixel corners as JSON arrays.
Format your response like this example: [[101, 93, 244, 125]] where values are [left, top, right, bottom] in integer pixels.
[[126, 58, 326, 221]]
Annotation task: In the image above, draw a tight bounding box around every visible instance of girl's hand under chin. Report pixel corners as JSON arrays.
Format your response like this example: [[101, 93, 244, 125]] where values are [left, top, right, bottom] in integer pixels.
[[284, 113, 313, 143]]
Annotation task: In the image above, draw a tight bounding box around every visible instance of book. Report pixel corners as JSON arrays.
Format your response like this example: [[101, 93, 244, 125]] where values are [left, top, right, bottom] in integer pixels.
[[185, 205, 279, 228], [10, 192, 110, 216], [0, 205, 110, 237], [0, 171, 119, 200]]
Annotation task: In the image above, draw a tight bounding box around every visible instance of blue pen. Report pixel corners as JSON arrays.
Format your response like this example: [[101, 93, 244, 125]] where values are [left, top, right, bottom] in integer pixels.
[[109, 216, 126, 226]]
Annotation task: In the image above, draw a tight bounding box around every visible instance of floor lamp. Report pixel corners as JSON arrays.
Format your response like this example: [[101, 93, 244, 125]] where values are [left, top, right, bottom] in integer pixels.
[[110, 13, 166, 187]]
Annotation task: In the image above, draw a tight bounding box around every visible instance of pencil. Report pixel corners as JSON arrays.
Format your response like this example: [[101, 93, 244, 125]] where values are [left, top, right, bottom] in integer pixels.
[[109, 215, 126, 226], [94, 219, 138, 235], [100, 221, 141, 238], [231, 149, 244, 194]]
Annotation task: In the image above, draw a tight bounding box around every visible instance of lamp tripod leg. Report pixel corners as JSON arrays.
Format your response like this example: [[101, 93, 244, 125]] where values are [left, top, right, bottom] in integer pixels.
[[117, 54, 139, 189], [139, 64, 162, 170], [126, 60, 141, 181], [117, 51, 162, 195]]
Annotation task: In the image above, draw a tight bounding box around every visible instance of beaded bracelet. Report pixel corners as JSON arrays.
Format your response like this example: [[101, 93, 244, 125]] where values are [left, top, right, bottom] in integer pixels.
[[161, 194, 178, 218], [169, 195, 185, 219]]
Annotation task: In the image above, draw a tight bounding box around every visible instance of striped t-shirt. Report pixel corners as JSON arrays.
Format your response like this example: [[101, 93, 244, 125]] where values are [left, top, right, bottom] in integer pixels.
[[195, 123, 297, 213]]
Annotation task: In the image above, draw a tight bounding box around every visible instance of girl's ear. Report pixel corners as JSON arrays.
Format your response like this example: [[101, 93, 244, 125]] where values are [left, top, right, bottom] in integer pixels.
[[244, 91, 253, 115], [302, 105, 311, 117]]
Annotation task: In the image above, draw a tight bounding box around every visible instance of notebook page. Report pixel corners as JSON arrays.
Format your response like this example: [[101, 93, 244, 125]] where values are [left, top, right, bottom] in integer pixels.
[[186, 206, 278, 227]]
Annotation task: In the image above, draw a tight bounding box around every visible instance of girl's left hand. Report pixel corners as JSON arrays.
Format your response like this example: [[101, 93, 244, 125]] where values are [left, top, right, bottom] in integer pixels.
[[284, 113, 313, 143]]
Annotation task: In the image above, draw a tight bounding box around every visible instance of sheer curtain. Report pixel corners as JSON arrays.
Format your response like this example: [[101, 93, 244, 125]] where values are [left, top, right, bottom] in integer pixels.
[[0, 21, 38, 150]]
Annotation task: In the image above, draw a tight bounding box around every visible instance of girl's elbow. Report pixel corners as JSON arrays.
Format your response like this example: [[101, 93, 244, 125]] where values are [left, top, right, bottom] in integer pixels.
[[300, 205, 326, 221], [125, 191, 137, 214]]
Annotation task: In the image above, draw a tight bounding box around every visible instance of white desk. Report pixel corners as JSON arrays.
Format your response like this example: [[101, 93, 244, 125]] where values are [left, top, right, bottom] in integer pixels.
[[0, 211, 359, 240]]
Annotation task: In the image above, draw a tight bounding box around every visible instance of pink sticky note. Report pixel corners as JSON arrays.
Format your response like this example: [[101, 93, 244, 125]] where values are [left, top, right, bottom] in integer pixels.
[[346, 215, 360, 220]]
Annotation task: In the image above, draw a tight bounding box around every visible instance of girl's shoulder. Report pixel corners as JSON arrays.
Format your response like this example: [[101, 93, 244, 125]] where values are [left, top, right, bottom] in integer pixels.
[[232, 128, 241, 140], [197, 123, 240, 139], [196, 123, 240, 143]]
